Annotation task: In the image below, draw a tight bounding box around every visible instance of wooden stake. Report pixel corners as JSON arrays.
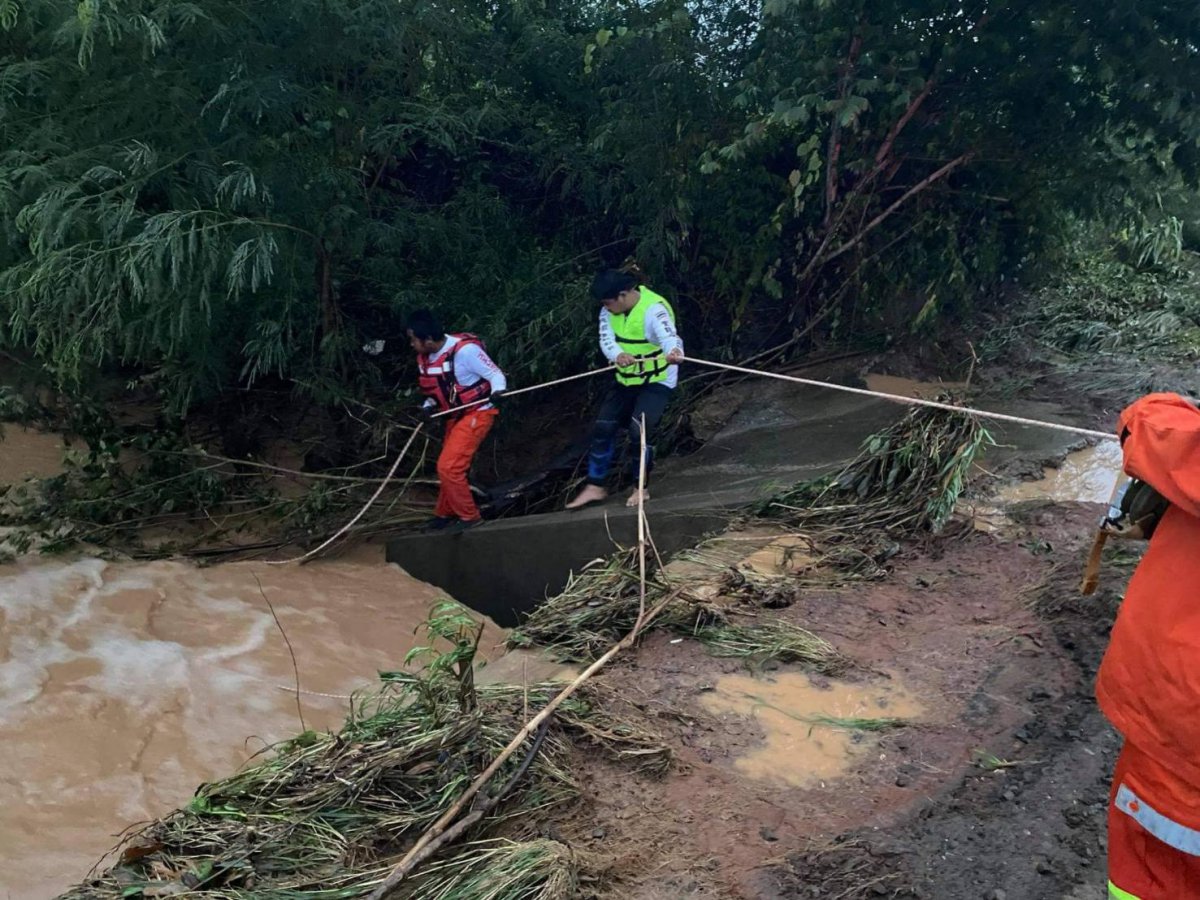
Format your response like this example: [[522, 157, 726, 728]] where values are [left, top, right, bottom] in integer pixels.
[[1079, 530, 1108, 596], [635, 412, 648, 633]]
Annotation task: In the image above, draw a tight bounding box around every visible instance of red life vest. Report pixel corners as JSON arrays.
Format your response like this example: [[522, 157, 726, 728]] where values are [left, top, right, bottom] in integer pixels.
[[417, 333, 492, 414]]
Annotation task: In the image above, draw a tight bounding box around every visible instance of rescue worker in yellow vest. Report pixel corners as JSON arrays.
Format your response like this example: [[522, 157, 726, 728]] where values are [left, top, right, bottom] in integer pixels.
[[566, 269, 683, 510]]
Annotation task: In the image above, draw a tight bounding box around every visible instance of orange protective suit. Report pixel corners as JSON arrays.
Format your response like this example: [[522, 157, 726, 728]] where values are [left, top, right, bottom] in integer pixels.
[[1095, 393, 1200, 898]]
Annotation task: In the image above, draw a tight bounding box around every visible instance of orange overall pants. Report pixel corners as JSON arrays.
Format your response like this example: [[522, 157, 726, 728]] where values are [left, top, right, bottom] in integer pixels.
[[434, 408, 497, 522]]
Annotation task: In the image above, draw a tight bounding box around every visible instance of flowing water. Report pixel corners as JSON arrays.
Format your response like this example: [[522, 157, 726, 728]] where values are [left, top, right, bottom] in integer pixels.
[[0, 550, 504, 899], [0, 426, 67, 480], [0, 423, 504, 898]]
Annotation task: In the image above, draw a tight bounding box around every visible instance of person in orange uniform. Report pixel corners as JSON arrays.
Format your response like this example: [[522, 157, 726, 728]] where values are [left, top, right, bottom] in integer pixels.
[[1096, 392, 1200, 899], [407, 310, 507, 533]]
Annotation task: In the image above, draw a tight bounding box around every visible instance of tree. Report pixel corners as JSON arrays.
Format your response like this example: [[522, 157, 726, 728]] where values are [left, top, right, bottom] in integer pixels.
[[1, 0, 1197, 415]]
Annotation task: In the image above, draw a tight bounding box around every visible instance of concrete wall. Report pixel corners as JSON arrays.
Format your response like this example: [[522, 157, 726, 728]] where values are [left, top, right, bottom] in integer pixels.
[[386, 501, 731, 626]]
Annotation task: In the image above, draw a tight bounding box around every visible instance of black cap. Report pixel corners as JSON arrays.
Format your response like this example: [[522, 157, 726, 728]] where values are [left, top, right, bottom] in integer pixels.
[[591, 269, 637, 303]]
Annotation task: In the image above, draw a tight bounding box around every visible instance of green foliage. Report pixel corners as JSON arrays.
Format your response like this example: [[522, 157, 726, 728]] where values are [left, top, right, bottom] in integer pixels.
[[0, 0, 607, 411], [1123, 214, 1186, 273], [694, 620, 847, 672], [0, 383, 37, 423], [1, 0, 1199, 414], [997, 234, 1200, 360]]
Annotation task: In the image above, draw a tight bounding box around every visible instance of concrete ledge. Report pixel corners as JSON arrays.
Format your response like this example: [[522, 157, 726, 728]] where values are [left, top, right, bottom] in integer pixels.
[[387, 501, 732, 626], [386, 380, 1087, 627], [387, 386, 902, 626]]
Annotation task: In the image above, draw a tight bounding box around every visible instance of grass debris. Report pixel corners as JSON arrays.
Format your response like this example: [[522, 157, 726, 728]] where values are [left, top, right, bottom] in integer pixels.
[[405, 839, 576, 900], [692, 621, 847, 674], [802, 714, 907, 732], [759, 402, 991, 537]]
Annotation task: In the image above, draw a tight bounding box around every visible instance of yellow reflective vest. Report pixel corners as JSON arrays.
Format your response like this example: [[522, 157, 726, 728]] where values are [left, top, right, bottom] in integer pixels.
[[611, 286, 676, 386]]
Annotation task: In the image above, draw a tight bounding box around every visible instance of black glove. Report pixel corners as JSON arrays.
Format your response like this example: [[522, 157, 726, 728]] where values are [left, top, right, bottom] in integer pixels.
[[417, 403, 437, 420], [490, 390, 505, 402]]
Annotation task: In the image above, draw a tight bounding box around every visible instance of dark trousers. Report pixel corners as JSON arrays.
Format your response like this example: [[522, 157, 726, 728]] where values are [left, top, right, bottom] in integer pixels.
[[586, 382, 672, 487]]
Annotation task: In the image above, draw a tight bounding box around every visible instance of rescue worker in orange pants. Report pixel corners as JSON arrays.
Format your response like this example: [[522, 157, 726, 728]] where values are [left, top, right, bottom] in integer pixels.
[[406, 310, 507, 533], [1096, 392, 1200, 898]]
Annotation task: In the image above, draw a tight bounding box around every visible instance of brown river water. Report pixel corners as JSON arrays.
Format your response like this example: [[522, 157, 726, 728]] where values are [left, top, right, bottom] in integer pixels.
[[0, 426, 505, 898], [0, 551, 504, 899]]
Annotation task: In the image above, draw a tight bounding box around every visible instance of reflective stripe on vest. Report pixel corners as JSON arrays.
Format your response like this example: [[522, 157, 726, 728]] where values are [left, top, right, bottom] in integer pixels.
[[417, 334, 491, 414], [611, 286, 675, 386], [1115, 783, 1200, 856], [1108, 881, 1140, 900]]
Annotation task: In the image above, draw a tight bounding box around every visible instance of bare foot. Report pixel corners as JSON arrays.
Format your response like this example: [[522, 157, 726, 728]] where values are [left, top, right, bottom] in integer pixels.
[[566, 484, 608, 510], [625, 488, 650, 508]]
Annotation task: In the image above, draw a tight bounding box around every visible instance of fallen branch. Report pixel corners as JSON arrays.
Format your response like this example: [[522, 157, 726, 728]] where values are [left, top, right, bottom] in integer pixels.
[[367, 588, 681, 899], [375, 720, 554, 884]]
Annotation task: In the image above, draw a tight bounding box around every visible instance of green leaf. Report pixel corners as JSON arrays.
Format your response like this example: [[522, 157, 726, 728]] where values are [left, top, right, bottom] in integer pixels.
[[836, 95, 869, 127]]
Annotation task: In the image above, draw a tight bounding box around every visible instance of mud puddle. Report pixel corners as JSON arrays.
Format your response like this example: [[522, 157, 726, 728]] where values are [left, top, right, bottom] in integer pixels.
[[967, 442, 1123, 534], [0, 548, 503, 899], [699, 672, 924, 789]]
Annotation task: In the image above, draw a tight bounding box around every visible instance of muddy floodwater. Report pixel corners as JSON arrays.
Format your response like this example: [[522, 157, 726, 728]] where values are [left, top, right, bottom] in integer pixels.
[[0, 426, 66, 480], [0, 549, 504, 899]]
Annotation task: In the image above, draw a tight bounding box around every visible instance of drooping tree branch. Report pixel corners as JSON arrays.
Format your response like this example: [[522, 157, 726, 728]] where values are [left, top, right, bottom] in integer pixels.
[[823, 151, 975, 266]]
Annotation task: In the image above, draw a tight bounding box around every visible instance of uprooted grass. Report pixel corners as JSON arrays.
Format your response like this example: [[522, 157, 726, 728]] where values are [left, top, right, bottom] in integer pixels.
[[507, 547, 689, 662], [63, 609, 667, 900], [691, 621, 847, 673], [758, 402, 991, 538], [507, 545, 850, 672], [407, 839, 576, 900], [803, 714, 907, 732]]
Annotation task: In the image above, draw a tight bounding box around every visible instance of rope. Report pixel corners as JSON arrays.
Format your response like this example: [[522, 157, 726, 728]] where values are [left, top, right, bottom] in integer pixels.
[[686, 357, 1116, 442], [429, 364, 615, 419], [270, 351, 1112, 566], [268, 365, 616, 564], [267, 425, 426, 565]]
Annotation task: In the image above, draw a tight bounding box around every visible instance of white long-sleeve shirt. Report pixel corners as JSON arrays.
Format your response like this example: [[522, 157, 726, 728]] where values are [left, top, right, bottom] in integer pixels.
[[421, 334, 507, 411], [599, 299, 683, 388]]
